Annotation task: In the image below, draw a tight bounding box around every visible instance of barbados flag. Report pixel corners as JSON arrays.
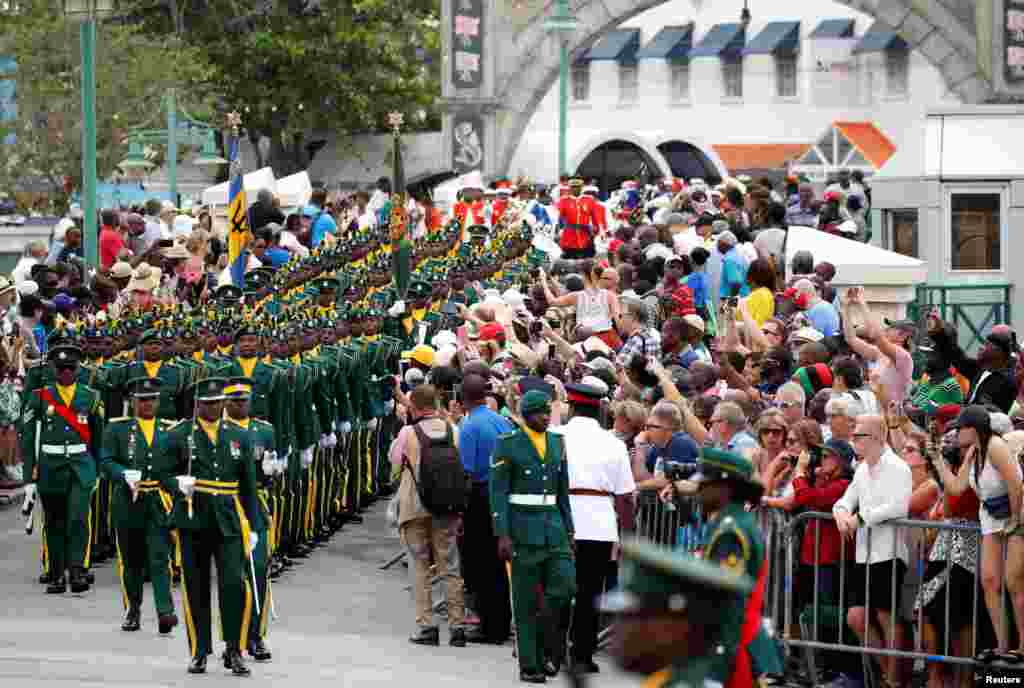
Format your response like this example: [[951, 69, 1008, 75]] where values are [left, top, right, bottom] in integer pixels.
[[226, 136, 251, 287]]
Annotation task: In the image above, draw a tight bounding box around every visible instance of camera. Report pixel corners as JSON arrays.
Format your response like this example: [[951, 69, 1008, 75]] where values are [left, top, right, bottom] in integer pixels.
[[663, 461, 698, 520], [529, 319, 543, 339]]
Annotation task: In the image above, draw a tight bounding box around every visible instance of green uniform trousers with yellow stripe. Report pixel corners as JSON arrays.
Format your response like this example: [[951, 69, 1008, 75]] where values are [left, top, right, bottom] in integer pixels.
[[178, 530, 252, 658], [116, 525, 174, 617]]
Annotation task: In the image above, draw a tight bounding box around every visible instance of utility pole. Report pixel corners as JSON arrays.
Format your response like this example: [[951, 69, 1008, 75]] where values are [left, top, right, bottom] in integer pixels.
[[544, 0, 577, 177]]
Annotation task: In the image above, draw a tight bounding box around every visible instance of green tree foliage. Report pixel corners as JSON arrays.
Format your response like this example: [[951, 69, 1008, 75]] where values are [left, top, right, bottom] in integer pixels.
[[128, 0, 441, 176], [0, 0, 213, 201]]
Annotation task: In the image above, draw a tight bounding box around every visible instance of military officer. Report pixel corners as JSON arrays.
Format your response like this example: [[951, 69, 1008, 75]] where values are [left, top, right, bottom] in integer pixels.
[[155, 377, 263, 676], [218, 326, 280, 423], [20, 343, 105, 595], [114, 329, 186, 419], [490, 389, 577, 684], [223, 377, 275, 663], [598, 538, 753, 688], [690, 448, 782, 687], [98, 377, 178, 634]]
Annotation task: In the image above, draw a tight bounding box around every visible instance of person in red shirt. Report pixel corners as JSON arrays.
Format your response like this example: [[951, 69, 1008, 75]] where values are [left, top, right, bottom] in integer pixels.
[[557, 177, 600, 259], [98, 208, 127, 270], [582, 185, 608, 237], [787, 439, 854, 625]]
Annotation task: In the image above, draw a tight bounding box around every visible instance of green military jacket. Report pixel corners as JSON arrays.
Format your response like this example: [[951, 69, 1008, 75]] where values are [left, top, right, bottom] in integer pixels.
[[154, 419, 264, 536], [98, 416, 176, 530], [20, 383, 104, 495], [702, 501, 781, 682], [489, 428, 574, 548], [226, 417, 275, 487]]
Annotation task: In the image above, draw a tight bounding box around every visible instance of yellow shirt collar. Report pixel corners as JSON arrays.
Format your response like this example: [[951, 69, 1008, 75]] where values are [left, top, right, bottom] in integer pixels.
[[524, 426, 547, 461], [143, 360, 162, 379], [197, 418, 219, 445], [56, 383, 76, 407], [237, 356, 258, 378], [136, 417, 156, 447]]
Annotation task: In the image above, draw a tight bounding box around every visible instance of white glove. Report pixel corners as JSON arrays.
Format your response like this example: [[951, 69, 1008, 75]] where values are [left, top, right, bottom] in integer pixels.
[[261, 454, 275, 476], [319, 434, 330, 449], [178, 482, 195, 498], [388, 300, 406, 317], [23, 483, 36, 504], [341, 421, 352, 434], [368, 418, 379, 430], [301, 447, 314, 468], [249, 532, 259, 553], [328, 433, 338, 447], [275, 458, 286, 476]]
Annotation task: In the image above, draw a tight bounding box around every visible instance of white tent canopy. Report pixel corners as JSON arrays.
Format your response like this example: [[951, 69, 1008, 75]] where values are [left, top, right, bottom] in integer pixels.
[[785, 225, 927, 285], [276, 171, 313, 209], [200, 167, 277, 207]]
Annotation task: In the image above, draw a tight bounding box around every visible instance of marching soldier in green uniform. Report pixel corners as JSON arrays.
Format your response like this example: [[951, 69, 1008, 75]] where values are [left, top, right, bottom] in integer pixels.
[[98, 377, 178, 634], [217, 326, 280, 423], [224, 376, 275, 663], [691, 448, 782, 687], [20, 343, 105, 595], [490, 389, 577, 684], [155, 378, 263, 676], [598, 538, 754, 688], [113, 329, 187, 420]]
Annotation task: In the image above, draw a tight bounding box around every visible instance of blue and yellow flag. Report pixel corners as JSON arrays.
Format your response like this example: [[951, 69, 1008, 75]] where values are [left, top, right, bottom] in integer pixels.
[[226, 137, 251, 287]]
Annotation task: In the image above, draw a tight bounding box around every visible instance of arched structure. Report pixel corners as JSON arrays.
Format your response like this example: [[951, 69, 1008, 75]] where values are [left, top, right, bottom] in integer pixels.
[[657, 140, 725, 184], [572, 139, 663, 191], [439, 0, 992, 179]]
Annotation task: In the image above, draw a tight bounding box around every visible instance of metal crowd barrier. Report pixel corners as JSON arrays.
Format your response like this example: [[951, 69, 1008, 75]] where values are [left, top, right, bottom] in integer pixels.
[[784, 511, 990, 686]]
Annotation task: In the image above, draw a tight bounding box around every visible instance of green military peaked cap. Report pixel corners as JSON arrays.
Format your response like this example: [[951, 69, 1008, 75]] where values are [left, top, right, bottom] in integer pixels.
[[520, 389, 551, 416], [127, 376, 162, 398], [191, 377, 227, 402], [598, 538, 752, 614], [692, 447, 764, 501], [49, 343, 83, 366], [138, 328, 161, 345]]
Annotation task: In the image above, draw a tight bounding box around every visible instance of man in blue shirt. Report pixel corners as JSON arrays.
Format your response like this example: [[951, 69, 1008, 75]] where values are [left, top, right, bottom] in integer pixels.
[[308, 189, 338, 247], [456, 373, 514, 644], [717, 230, 749, 300], [261, 225, 290, 268], [796, 279, 840, 338]]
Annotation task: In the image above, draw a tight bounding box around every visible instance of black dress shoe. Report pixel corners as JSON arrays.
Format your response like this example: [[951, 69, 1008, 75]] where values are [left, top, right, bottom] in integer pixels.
[[158, 613, 178, 635], [84, 570, 95, 585], [464, 629, 506, 644], [38, 572, 52, 585], [409, 626, 440, 646], [187, 655, 207, 674], [222, 648, 250, 676], [449, 628, 467, 647], [346, 514, 364, 524], [519, 670, 547, 684], [121, 607, 141, 632], [69, 568, 90, 594], [570, 660, 600, 674], [542, 659, 560, 678], [46, 576, 67, 594], [248, 637, 272, 662]]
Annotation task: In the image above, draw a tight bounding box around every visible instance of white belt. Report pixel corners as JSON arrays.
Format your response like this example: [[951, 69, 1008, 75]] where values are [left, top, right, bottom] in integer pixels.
[[509, 494, 556, 506], [42, 443, 87, 455]]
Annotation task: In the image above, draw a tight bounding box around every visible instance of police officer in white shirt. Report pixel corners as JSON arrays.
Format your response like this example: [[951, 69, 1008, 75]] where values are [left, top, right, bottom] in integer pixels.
[[553, 376, 636, 674]]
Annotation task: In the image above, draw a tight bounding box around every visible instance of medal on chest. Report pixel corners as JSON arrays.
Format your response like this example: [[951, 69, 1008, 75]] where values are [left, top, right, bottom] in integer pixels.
[[230, 441, 241, 460]]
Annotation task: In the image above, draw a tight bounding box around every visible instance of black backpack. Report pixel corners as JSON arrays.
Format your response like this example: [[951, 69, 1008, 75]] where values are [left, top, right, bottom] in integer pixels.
[[405, 421, 469, 516]]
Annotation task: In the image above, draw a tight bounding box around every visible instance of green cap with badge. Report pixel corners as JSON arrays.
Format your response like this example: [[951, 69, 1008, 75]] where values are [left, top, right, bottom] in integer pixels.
[[127, 376, 162, 399], [191, 377, 227, 402], [691, 448, 764, 502], [519, 389, 551, 416], [599, 538, 752, 614]]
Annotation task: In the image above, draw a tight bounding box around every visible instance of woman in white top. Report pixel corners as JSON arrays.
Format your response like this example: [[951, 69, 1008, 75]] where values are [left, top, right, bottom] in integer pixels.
[[540, 259, 621, 349], [931, 405, 1024, 662]]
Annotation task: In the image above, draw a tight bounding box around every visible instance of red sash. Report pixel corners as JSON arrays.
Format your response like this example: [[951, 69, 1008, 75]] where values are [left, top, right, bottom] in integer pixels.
[[726, 557, 769, 688], [36, 388, 92, 444]]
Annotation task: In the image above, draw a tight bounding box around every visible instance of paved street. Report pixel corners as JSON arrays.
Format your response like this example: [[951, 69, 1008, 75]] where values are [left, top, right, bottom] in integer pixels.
[[0, 501, 635, 687]]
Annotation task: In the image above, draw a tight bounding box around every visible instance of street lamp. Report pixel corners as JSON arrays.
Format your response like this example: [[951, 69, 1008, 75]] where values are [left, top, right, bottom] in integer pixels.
[[544, 0, 578, 178], [118, 89, 226, 205], [64, 0, 115, 269]]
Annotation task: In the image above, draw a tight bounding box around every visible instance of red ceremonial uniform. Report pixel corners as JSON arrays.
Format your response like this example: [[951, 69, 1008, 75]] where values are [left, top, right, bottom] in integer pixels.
[[557, 194, 600, 252], [491, 199, 509, 225], [451, 199, 488, 242]]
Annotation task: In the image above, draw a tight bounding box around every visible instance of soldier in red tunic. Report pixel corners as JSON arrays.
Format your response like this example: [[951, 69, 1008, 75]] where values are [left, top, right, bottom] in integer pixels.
[[557, 177, 601, 259]]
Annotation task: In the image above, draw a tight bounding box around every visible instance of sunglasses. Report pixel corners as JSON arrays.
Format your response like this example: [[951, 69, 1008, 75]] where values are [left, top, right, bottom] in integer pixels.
[[852, 432, 876, 441]]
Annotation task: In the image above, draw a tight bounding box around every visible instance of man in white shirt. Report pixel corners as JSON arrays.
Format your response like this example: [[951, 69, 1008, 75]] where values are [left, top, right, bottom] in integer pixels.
[[553, 377, 636, 675], [833, 414, 912, 685]]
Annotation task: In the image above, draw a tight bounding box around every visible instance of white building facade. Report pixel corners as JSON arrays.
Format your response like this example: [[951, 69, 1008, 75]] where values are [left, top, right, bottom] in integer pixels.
[[508, 0, 962, 189]]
